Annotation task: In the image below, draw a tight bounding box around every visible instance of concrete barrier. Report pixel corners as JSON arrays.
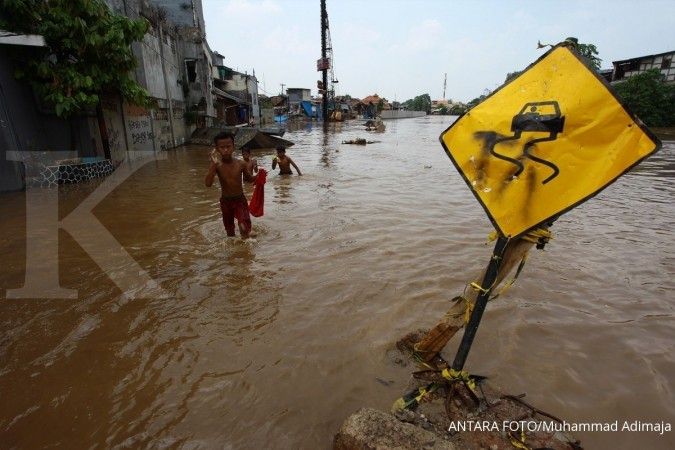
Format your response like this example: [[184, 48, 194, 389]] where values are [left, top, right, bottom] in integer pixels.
[[380, 110, 426, 119]]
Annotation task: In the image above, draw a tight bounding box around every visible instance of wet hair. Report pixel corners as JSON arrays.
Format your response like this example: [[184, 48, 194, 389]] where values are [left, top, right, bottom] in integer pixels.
[[213, 131, 234, 145], [241, 147, 251, 154], [276, 146, 286, 153]]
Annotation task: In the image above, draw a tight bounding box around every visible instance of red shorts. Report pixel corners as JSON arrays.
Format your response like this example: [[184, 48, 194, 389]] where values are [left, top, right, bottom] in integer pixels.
[[219, 195, 252, 237]]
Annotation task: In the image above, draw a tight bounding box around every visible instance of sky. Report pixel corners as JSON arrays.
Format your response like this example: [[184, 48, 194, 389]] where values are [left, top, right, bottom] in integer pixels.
[[202, 0, 675, 103]]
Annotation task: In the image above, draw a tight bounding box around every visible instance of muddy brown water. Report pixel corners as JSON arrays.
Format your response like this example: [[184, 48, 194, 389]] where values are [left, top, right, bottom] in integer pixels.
[[1, 116, 673, 449]]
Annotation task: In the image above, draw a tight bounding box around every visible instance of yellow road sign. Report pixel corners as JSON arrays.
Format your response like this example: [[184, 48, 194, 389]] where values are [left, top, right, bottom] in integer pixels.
[[440, 44, 661, 238]]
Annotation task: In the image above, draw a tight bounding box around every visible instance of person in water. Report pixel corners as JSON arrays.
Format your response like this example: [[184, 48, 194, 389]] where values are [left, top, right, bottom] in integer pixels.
[[204, 132, 256, 239], [272, 146, 302, 176], [241, 146, 258, 176]]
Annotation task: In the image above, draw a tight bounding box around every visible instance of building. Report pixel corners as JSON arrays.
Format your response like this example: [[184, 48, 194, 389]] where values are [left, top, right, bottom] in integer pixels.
[[611, 50, 675, 84], [282, 88, 309, 117], [212, 55, 260, 126], [0, 25, 118, 191], [0, 0, 228, 191], [142, 0, 217, 127], [286, 88, 311, 109], [79, 0, 215, 156], [598, 69, 613, 83]]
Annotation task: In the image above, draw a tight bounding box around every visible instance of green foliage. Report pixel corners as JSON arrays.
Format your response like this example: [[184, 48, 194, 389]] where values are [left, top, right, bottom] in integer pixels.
[[505, 71, 522, 83], [576, 43, 602, 71], [613, 69, 675, 127], [564, 37, 602, 71], [448, 103, 467, 115], [0, 0, 150, 117], [403, 93, 432, 113], [466, 95, 487, 109]]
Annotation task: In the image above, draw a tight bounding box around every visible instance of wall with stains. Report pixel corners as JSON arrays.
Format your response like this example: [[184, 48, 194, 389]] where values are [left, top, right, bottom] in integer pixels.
[[101, 96, 128, 164], [123, 103, 155, 152]]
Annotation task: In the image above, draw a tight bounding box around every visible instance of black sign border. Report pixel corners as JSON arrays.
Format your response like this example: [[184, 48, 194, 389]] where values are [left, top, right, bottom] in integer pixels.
[[438, 43, 663, 239]]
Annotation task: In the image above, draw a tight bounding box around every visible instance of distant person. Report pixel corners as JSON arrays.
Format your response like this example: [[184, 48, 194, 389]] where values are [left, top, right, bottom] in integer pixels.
[[204, 132, 256, 239], [241, 147, 258, 176], [272, 146, 302, 176]]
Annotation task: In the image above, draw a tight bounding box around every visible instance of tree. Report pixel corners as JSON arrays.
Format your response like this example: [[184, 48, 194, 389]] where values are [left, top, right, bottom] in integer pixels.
[[564, 37, 602, 71], [505, 71, 522, 83], [449, 104, 467, 115], [411, 94, 432, 113], [0, 0, 150, 118], [466, 94, 489, 110], [402, 94, 431, 112], [613, 69, 675, 127]]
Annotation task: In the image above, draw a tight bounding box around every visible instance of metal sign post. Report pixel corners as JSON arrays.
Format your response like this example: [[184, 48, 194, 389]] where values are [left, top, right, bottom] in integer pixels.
[[451, 236, 509, 371]]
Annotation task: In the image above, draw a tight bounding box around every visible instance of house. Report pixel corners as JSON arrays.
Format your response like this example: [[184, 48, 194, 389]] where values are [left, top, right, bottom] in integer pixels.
[[282, 88, 309, 117], [598, 69, 613, 83], [287, 88, 311, 104], [611, 50, 675, 84], [146, 0, 216, 129], [360, 94, 390, 118], [211, 55, 260, 126], [0, 0, 220, 191], [431, 99, 450, 110], [100, 0, 214, 153]]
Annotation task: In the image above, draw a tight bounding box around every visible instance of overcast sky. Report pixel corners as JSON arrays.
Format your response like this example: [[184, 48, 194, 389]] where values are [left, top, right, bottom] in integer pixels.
[[202, 0, 675, 103]]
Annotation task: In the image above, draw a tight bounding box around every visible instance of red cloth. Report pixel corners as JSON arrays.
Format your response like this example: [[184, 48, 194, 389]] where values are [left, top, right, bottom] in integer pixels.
[[248, 168, 267, 217]]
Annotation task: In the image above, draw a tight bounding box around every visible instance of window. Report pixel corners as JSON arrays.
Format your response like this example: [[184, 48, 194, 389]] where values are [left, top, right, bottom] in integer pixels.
[[662, 57, 672, 70], [185, 60, 197, 83]]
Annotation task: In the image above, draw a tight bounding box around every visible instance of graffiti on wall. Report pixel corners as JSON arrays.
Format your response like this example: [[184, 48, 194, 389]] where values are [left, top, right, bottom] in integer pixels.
[[127, 117, 154, 145], [101, 98, 126, 162], [124, 103, 154, 152]]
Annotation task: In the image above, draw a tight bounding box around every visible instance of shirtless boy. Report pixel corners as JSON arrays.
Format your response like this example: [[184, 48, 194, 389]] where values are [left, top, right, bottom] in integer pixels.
[[204, 132, 256, 238], [241, 147, 258, 176], [271, 146, 302, 176]]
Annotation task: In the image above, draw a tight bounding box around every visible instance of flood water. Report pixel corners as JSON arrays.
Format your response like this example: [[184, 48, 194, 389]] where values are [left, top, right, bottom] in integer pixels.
[[1, 116, 673, 449]]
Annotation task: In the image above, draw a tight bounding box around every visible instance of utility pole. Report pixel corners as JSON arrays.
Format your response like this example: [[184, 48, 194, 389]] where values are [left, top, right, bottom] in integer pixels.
[[321, 0, 328, 121], [280, 83, 287, 113], [443, 73, 447, 100]]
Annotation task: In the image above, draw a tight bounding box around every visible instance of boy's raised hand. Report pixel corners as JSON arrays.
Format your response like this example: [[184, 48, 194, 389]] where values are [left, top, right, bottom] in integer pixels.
[[210, 148, 222, 166]]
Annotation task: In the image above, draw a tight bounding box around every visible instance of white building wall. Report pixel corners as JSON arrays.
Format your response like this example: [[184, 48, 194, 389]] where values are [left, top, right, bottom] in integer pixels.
[[616, 51, 675, 84], [248, 77, 260, 119], [138, 27, 183, 102]]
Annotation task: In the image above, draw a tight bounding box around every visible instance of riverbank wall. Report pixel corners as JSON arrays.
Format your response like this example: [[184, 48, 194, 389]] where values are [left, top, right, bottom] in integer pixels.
[[380, 110, 427, 119]]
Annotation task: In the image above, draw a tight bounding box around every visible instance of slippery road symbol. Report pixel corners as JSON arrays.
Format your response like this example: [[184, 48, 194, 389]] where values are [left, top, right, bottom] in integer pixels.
[[487, 101, 565, 184]]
